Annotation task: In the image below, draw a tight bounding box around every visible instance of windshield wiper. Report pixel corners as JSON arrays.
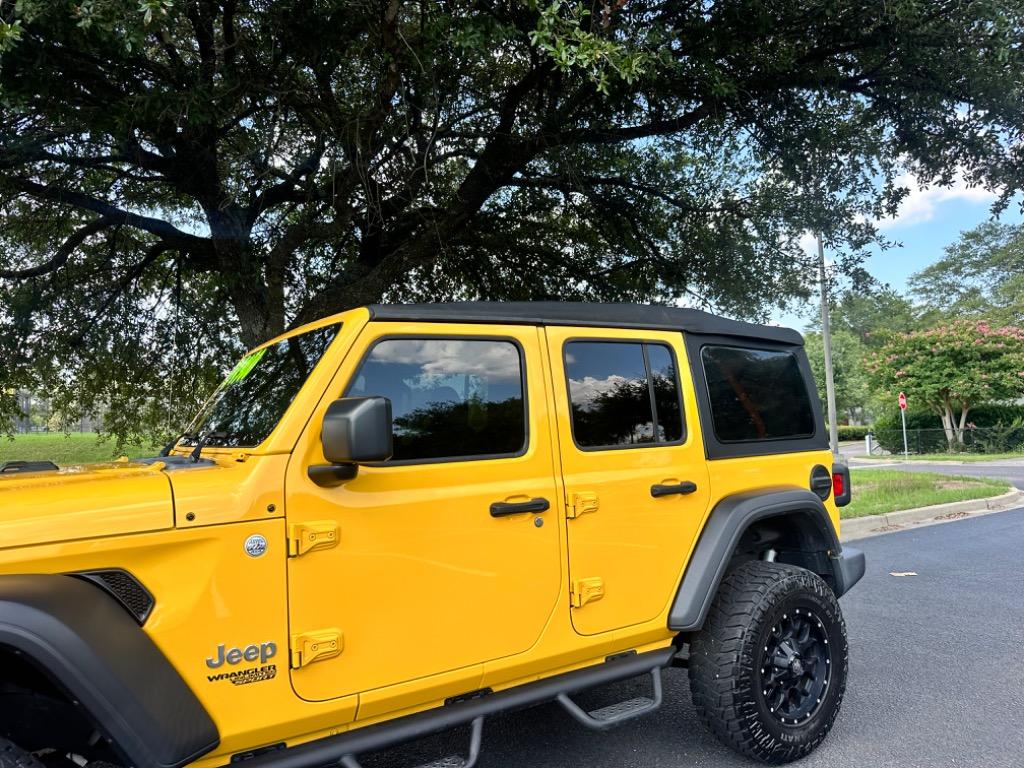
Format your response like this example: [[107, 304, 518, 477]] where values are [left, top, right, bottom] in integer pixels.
[[190, 431, 227, 463], [159, 432, 195, 457]]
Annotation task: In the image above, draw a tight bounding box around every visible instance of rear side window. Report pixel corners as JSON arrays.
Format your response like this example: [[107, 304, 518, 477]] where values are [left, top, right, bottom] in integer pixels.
[[700, 346, 815, 442], [564, 341, 685, 449], [346, 337, 526, 462]]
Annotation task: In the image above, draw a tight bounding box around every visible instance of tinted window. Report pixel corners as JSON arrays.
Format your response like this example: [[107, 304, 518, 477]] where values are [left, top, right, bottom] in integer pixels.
[[701, 346, 815, 442], [648, 344, 684, 442], [347, 338, 525, 461], [565, 341, 685, 449], [184, 324, 340, 447]]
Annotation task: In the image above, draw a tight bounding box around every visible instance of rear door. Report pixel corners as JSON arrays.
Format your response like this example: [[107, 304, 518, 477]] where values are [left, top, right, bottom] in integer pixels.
[[545, 327, 711, 636]]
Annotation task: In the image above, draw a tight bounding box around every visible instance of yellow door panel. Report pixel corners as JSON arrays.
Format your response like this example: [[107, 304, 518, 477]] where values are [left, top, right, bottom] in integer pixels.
[[285, 323, 563, 705], [545, 327, 711, 636]]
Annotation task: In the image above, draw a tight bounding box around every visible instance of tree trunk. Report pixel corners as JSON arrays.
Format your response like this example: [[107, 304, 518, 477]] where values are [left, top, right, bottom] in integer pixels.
[[939, 403, 957, 451], [957, 405, 971, 448], [205, 208, 286, 348], [215, 242, 286, 348]]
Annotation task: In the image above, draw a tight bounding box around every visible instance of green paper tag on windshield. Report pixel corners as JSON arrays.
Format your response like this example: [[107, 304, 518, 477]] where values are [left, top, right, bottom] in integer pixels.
[[225, 348, 267, 386]]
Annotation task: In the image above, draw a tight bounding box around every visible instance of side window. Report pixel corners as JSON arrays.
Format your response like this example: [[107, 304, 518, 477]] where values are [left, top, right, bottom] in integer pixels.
[[564, 341, 685, 449], [700, 345, 815, 442], [346, 338, 526, 462]]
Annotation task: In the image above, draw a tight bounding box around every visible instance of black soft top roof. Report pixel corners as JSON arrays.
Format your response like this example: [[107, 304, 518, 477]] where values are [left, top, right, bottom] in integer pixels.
[[367, 302, 803, 346]]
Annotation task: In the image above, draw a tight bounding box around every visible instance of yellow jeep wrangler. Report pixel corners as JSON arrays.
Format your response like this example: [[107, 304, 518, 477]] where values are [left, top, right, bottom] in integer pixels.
[[0, 303, 864, 768]]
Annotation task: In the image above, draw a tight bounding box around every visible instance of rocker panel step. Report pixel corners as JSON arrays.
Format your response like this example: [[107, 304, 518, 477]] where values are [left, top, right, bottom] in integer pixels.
[[340, 717, 483, 768], [556, 668, 664, 731], [589, 696, 657, 722], [227, 647, 675, 768]]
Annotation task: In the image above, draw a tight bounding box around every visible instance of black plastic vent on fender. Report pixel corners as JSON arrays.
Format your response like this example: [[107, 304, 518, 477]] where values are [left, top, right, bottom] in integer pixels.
[[70, 569, 155, 625]]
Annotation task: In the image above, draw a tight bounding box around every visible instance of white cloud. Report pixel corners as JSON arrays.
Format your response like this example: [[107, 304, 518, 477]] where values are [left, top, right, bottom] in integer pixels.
[[877, 170, 997, 230], [368, 339, 521, 381], [569, 374, 632, 409]]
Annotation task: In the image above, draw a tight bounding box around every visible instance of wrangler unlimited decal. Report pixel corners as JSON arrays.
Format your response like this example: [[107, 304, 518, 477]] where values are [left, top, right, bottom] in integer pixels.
[[208, 664, 278, 686]]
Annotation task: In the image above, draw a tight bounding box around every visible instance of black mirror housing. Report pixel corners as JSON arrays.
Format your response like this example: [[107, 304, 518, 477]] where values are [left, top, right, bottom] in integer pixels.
[[321, 397, 393, 465]]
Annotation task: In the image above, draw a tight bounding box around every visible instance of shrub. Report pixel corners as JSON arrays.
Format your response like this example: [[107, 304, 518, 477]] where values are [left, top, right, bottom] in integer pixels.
[[838, 425, 870, 441], [870, 408, 946, 454], [868, 405, 1024, 454]]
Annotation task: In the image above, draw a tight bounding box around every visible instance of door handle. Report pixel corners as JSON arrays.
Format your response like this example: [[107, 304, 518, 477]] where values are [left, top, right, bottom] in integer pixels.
[[490, 497, 550, 517], [650, 481, 698, 498]]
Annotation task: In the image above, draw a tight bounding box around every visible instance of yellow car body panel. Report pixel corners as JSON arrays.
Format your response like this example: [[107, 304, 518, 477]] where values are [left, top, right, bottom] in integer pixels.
[[0, 462, 173, 548], [705, 452, 841, 536]]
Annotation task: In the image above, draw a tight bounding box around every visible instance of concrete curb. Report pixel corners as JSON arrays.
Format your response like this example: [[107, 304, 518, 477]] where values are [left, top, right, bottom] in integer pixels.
[[841, 488, 1024, 541]]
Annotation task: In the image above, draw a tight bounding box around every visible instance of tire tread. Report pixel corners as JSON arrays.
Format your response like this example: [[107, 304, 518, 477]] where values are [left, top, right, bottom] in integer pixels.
[[688, 561, 848, 764]]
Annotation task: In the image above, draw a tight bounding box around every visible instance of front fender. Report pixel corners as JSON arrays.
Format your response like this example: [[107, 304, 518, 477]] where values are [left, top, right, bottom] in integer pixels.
[[0, 574, 218, 768]]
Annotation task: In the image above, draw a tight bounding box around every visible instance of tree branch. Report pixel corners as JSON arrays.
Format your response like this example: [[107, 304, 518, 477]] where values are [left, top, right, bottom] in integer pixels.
[[70, 240, 177, 347], [6, 177, 208, 249], [0, 216, 113, 279]]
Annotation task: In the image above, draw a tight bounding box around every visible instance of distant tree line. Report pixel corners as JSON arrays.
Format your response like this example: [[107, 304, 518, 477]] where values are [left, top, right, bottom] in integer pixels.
[[805, 221, 1024, 449]]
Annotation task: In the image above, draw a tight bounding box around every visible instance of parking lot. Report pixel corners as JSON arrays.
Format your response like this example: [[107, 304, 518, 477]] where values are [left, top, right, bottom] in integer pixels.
[[370, 508, 1024, 768]]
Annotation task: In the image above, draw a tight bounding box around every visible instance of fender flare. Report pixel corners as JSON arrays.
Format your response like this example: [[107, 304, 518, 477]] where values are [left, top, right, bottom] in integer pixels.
[[668, 488, 865, 632], [0, 574, 218, 768]]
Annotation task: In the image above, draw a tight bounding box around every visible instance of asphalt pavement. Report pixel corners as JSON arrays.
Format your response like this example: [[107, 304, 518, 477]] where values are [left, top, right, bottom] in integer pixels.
[[366, 507, 1024, 768]]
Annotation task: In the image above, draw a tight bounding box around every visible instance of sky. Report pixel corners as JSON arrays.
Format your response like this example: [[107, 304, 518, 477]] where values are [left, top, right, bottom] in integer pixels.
[[773, 171, 1024, 331]]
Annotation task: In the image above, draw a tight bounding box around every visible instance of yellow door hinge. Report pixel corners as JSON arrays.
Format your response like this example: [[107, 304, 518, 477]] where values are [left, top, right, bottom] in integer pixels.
[[570, 577, 605, 608], [290, 629, 343, 669], [288, 521, 340, 557], [566, 492, 599, 519]]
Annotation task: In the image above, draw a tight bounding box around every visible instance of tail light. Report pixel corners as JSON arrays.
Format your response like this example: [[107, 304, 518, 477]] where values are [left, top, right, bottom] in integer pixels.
[[832, 463, 852, 507]]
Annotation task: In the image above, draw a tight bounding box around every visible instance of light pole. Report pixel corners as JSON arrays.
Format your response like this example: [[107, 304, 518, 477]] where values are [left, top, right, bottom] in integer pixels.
[[818, 233, 840, 456]]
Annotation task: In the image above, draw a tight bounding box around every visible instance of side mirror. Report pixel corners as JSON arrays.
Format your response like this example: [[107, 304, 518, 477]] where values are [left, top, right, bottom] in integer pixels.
[[309, 397, 393, 487]]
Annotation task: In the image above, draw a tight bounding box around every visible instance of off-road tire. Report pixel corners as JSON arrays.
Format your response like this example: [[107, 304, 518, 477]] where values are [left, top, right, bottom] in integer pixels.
[[0, 740, 43, 768], [689, 561, 848, 764]]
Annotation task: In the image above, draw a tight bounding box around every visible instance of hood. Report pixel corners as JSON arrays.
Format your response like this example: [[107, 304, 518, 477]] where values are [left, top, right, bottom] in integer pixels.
[[0, 461, 174, 551]]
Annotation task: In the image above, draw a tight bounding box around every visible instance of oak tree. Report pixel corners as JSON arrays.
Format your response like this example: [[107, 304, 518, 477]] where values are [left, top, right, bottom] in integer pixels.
[[2, 0, 1023, 439]]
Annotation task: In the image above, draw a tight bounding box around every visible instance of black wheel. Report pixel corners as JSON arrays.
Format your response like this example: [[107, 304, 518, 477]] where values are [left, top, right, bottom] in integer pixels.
[[0, 740, 43, 768], [688, 560, 848, 764]]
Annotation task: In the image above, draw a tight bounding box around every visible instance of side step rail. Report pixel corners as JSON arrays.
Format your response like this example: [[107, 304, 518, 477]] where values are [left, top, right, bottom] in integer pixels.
[[340, 717, 483, 768], [557, 668, 663, 731], [227, 647, 675, 768]]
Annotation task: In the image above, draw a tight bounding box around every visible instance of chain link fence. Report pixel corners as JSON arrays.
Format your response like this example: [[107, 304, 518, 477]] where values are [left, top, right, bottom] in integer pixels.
[[8, 391, 104, 434], [866, 425, 1024, 456]]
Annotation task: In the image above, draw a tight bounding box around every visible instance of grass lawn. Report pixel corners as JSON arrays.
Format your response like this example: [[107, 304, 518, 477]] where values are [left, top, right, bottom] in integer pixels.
[[0, 432, 161, 466], [842, 469, 1011, 519], [856, 452, 1024, 463]]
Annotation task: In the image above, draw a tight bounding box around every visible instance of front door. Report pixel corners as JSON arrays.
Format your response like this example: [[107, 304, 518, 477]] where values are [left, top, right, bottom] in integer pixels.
[[285, 322, 562, 703], [545, 327, 711, 636]]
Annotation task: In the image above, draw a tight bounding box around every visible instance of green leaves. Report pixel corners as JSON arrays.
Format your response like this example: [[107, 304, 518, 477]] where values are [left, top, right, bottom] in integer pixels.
[[2, 0, 1024, 443], [910, 221, 1024, 327], [868, 322, 1024, 427], [137, 0, 173, 26], [0, 20, 22, 52], [528, 0, 654, 92]]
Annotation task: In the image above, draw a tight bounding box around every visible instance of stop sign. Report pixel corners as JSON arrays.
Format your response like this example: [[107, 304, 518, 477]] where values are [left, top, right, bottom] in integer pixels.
[[898, 392, 908, 411]]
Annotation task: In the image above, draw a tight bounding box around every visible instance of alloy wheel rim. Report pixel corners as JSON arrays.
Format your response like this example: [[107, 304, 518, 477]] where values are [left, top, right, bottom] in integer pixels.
[[758, 607, 831, 726]]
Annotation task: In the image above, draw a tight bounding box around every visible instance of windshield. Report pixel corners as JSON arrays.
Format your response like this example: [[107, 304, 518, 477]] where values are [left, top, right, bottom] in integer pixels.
[[180, 324, 340, 448]]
